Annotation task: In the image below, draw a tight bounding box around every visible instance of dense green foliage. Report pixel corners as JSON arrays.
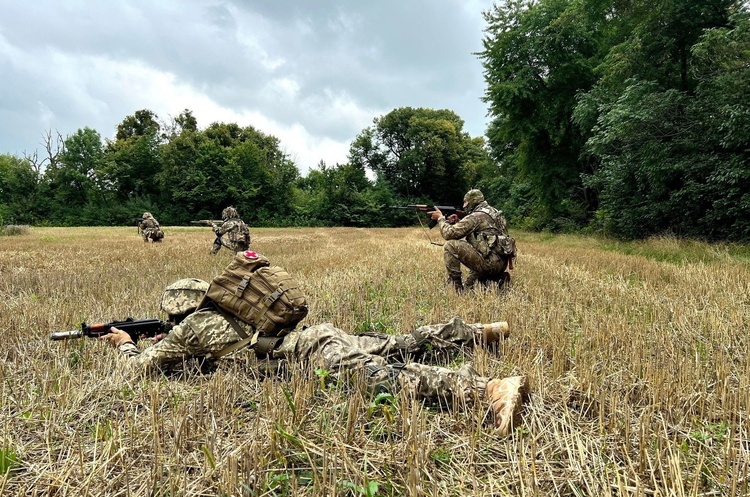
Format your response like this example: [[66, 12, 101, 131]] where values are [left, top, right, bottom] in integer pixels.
[[2, 0, 748, 240], [0, 108, 494, 228], [480, 0, 749, 240]]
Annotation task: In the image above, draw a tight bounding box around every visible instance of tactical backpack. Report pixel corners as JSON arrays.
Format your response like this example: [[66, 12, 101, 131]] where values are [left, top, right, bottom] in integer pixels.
[[200, 250, 308, 336], [227, 219, 251, 247], [473, 206, 517, 264]]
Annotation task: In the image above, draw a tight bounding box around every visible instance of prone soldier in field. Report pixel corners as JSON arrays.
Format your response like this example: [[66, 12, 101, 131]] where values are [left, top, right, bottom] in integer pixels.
[[430, 189, 517, 292], [139, 212, 165, 243], [100, 251, 529, 435], [209, 206, 251, 255]]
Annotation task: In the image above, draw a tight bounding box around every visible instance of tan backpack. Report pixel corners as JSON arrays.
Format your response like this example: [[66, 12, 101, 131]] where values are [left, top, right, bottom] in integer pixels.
[[200, 250, 308, 336]]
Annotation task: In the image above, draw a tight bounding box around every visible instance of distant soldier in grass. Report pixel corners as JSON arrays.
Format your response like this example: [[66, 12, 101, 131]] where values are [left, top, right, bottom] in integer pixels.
[[210, 206, 251, 255], [102, 274, 528, 435], [430, 189, 516, 292], [139, 212, 164, 243]]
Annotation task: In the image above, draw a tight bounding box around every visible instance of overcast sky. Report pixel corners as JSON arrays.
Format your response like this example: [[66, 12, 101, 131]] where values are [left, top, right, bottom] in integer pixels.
[[0, 0, 495, 174]]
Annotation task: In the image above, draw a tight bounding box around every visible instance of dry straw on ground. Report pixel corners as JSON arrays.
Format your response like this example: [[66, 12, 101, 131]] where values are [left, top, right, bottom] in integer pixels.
[[0, 227, 748, 496]]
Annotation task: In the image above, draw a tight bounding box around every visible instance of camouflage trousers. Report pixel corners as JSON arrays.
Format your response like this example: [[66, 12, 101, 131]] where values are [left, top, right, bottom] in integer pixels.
[[443, 239, 507, 288], [210, 237, 248, 255], [142, 228, 164, 242], [273, 317, 491, 405]]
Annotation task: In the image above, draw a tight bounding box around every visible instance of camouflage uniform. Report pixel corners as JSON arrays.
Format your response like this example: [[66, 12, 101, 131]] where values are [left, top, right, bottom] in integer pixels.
[[117, 308, 254, 368], [139, 212, 164, 243], [437, 190, 514, 291], [274, 318, 495, 404], [116, 313, 493, 405], [210, 206, 250, 255]]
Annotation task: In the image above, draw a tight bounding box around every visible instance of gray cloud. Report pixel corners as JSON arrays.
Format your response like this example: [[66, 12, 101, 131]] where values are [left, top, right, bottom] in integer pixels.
[[0, 0, 494, 172]]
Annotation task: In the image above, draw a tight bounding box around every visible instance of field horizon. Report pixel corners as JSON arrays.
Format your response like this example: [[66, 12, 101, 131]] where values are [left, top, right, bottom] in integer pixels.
[[1, 226, 748, 496]]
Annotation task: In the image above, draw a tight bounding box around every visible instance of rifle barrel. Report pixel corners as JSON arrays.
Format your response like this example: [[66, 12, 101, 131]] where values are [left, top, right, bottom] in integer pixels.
[[50, 330, 84, 340]]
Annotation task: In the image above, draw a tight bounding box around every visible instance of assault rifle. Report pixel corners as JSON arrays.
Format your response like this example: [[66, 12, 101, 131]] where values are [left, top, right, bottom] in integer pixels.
[[50, 318, 173, 342], [131, 217, 145, 234], [390, 205, 467, 229], [190, 220, 223, 226]]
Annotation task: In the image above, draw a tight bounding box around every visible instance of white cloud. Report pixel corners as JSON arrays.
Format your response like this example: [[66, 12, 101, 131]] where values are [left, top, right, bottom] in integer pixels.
[[0, 1, 496, 172]]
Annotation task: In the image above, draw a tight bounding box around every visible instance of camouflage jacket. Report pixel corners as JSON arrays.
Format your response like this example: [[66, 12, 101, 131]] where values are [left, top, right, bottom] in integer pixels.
[[437, 201, 510, 258], [213, 218, 250, 245], [139, 218, 160, 231], [117, 308, 253, 372]]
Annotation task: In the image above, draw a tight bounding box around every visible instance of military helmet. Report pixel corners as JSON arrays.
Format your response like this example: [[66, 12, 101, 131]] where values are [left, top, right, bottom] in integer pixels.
[[463, 189, 485, 211], [160, 278, 209, 316], [143, 212, 153, 219], [222, 206, 239, 220]]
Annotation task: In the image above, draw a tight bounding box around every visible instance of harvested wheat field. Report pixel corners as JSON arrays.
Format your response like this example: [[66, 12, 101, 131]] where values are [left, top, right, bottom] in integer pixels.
[[1, 227, 748, 496]]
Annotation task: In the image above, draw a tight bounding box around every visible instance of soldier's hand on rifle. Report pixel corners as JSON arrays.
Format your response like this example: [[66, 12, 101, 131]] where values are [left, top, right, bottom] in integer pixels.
[[447, 214, 459, 224], [430, 207, 443, 221], [99, 327, 134, 348], [149, 333, 168, 344]]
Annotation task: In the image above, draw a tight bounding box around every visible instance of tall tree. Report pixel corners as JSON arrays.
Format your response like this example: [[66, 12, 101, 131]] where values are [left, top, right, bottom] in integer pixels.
[[349, 107, 482, 204], [576, 1, 746, 239], [38, 128, 105, 224], [479, 0, 609, 229], [102, 109, 163, 201], [159, 121, 300, 224]]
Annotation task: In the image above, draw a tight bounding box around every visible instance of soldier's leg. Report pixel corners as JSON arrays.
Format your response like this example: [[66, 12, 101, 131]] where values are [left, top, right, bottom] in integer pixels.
[[396, 362, 528, 434], [210, 237, 222, 255], [476, 258, 510, 290], [443, 240, 466, 291], [274, 323, 390, 371], [275, 320, 508, 375]]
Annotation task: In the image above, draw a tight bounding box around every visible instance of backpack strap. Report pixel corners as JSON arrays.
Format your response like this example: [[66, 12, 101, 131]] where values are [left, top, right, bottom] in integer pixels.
[[205, 299, 260, 359]]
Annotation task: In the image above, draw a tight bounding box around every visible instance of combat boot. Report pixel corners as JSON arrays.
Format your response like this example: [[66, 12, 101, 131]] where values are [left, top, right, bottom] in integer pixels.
[[485, 375, 528, 435], [473, 321, 510, 346]]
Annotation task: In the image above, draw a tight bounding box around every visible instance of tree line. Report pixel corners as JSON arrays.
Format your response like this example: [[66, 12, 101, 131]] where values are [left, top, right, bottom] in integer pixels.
[[1, 0, 748, 241], [0, 107, 492, 229]]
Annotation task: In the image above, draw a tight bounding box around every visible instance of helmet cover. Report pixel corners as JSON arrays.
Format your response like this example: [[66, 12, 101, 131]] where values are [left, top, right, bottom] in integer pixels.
[[221, 206, 239, 220], [160, 278, 209, 316], [463, 189, 485, 210]]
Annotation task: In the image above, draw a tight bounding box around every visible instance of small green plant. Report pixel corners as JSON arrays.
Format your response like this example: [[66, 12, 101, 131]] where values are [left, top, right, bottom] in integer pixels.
[[690, 422, 729, 444], [430, 447, 451, 466], [367, 392, 396, 421], [201, 445, 216, 470], [69, 350, 81, 368], [314, 368, 330, 390], [267, 472, 291, 495], [90, 420, 113, 441], [341, 479, 380, 497], [0, 446, 18, 475]]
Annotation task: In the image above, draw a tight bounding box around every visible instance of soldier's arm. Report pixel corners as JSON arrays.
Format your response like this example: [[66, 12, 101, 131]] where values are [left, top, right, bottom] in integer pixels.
[[112, 320, 199, 373], [213, 220, 235, 236], [438, 213, 481, 240]]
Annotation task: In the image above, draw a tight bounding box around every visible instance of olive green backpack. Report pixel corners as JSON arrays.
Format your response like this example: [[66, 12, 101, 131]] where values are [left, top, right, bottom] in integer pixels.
[[200, 250, 308, 336]]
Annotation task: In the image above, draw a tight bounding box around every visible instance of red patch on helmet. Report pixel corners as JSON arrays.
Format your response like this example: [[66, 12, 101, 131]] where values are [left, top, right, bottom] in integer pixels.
[[243, 250, 259, 259]]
